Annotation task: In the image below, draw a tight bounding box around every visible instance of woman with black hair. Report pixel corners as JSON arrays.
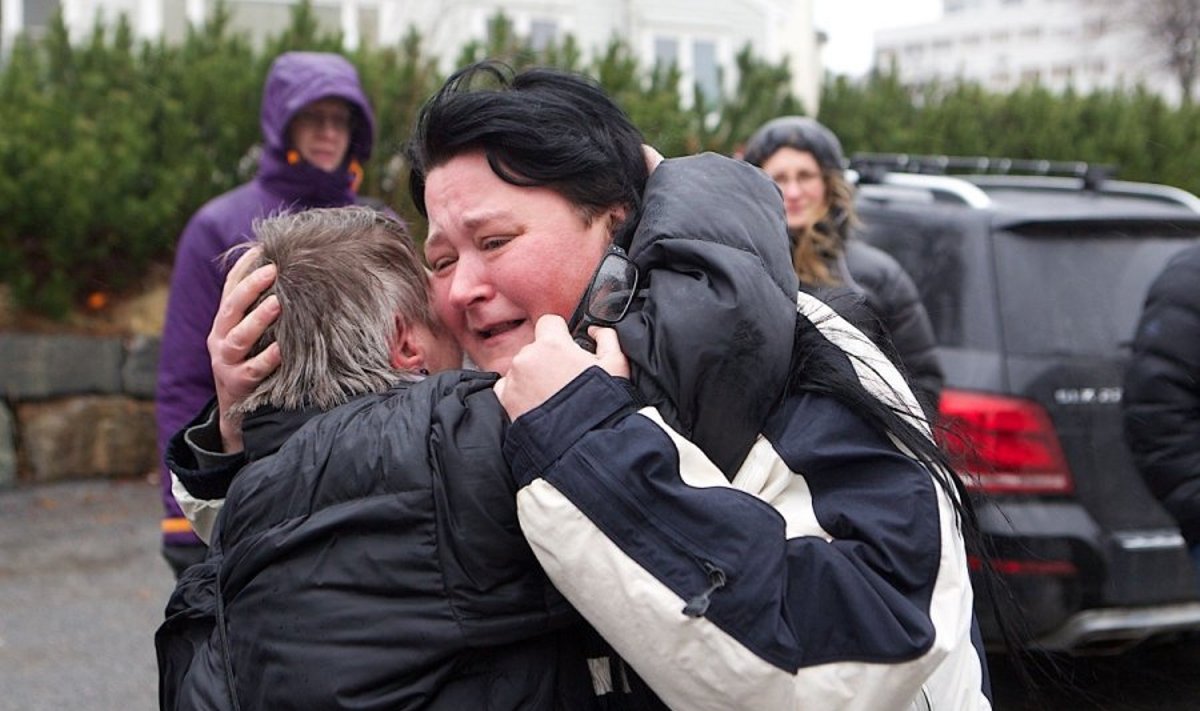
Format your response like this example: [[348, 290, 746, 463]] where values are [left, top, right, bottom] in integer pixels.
[[192, 62, 993, 710], [495, 210, 991, 710], [410, 64, 990, 710]]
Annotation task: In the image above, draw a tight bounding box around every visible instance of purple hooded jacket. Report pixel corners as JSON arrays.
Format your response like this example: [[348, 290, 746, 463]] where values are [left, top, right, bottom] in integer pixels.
[[156, 52, 376, 548]]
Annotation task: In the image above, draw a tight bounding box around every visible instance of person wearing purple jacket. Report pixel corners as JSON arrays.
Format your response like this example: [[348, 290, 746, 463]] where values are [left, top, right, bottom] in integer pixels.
[[155, 51, 379, 576]]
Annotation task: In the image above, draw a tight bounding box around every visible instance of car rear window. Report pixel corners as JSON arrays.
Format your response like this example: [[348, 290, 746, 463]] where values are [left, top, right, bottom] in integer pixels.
[[858, 207, 998, 350], [994, 226, 1200, 356]]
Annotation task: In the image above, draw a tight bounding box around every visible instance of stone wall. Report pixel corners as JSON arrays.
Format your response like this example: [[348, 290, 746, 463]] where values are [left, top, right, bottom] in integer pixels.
[[0, 333, 159, 489]]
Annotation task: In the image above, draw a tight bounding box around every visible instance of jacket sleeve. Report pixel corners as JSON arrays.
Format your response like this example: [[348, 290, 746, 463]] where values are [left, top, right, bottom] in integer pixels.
[[505, 364, 983, 711], [164, 401, 244, 544], [156, 557, 228, 710], [156, 211, 229, 540], [508, 154, 985, 709], [1122, 247, 1200, 543]]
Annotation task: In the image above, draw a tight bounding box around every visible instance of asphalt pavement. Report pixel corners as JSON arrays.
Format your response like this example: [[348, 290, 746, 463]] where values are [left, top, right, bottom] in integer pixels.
[[5, 477, 1200, 711], [0, 478, 173, 711]]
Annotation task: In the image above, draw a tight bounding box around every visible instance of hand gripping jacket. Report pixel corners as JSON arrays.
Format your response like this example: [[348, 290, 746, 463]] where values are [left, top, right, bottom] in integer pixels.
[[504, 154, 993, 710], [158, 375, 613, 710], [161, 154, 990, 710], [155, 52, 376, 548]]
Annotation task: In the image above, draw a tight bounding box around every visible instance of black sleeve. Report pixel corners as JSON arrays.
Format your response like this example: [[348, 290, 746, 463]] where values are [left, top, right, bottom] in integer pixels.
[[165, 398, 246, 501]]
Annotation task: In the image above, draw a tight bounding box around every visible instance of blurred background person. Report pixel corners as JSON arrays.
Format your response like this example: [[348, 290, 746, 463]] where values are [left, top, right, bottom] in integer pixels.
[[155, 51, 379, 577], [742, 116, 944, 419], [1122, 243, 1200, 573]]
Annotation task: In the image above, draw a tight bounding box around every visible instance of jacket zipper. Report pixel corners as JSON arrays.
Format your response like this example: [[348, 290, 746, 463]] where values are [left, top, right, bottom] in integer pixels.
[[682, 560, 728, 618]]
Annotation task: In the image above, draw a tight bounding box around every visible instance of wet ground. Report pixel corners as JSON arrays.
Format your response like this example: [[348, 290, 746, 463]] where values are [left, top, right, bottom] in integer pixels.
[[0, 478, 173, 711], [3, 478, 1200, 710], [990, 640, 1200, 710]]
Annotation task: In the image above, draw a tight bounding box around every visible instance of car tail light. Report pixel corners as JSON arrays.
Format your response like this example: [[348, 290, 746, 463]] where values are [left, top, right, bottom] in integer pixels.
[[938, 389, 1074, 495], [967, 555, 1077, 576]]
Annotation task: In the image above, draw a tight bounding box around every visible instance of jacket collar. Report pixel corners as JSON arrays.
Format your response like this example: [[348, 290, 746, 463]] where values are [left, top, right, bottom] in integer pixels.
[[241, 405, 325, 461]]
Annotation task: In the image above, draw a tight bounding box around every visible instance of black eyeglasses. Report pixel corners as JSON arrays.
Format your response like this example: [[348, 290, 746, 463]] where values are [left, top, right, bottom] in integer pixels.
[[567, 245, 641, 353], [293, 108, 353, 133]]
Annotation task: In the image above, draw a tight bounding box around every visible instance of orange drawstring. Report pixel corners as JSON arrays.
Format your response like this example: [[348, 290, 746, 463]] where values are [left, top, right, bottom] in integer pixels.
[[348, 158, 364, 193]]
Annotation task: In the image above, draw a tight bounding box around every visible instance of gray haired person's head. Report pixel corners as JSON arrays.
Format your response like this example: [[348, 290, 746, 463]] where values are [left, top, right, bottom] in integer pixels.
[[231, 206, 438, 413]]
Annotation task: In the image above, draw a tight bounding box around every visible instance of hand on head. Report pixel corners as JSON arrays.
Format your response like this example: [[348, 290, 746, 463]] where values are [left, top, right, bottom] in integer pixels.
[[494, 315, 630, 421], [209, 247, 281, 452]]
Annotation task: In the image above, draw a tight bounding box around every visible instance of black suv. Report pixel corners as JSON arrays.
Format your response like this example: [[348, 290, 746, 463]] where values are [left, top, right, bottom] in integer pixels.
[[851, 155, 1200, 654]]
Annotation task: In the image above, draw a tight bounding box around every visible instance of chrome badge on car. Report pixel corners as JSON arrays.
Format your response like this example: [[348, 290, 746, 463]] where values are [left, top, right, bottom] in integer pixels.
[[1053, 387, 1122, 405]]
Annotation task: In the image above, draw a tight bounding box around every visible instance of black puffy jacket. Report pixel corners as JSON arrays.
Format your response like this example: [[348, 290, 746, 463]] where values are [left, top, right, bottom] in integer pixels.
[[157, 374, 629, 710], [810, 239, 944, 420], [156, 154, 797, 710], [1123, 243, 1200, 545]]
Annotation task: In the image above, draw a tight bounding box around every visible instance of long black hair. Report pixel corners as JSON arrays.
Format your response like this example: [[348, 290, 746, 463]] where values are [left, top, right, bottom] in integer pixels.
[[789, 307, 1039, 690], [407, 61, 648, 245]]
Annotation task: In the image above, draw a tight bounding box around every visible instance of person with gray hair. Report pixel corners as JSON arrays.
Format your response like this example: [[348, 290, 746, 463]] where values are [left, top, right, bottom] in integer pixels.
[[164, 64, 992, 710], [169, 206, 461, 516], [158, 206, 617, 709], [156, 52, 382, 576], [228, 207, 456, 415]]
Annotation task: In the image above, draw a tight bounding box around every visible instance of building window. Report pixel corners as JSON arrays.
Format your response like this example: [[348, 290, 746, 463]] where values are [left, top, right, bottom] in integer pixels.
[[1084, 18, 1107, 39], [692, 39, 720, 102], [654, 36, 679, 69], [946, 0, 984, 12], [23, 0, 60, 28], [162, 0, 189, 44], [1051, 64, 1074, 81], [529, 19, 557, 52]]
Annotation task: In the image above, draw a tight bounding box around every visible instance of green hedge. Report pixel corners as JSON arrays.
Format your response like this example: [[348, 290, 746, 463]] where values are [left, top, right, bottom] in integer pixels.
[[819, 70, 1200, 191], [2, 3, 1198, 317]]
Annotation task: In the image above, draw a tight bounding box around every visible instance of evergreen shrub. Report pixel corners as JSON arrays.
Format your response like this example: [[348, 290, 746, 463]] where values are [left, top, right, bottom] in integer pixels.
[[3, 5, 1198, 318]]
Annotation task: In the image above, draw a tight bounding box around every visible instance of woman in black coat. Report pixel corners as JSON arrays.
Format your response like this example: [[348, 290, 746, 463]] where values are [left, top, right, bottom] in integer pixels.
[[1123, 243, 1200, 566], [743, 116, 945, 420]]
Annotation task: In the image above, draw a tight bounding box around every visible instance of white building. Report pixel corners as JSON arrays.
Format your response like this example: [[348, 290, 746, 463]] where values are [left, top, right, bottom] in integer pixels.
[[2, 0, 823, 112], [874, 0, 1181, 103]]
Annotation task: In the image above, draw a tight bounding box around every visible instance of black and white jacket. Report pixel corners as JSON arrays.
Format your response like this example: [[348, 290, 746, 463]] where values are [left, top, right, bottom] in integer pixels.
[[163, 155, 991, 711], [513, 155, 990, 710]]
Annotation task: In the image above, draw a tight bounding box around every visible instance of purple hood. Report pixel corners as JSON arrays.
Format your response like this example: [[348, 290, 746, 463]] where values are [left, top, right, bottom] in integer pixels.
[[157, 52, 379, 548], [257, 52, 376, 206]]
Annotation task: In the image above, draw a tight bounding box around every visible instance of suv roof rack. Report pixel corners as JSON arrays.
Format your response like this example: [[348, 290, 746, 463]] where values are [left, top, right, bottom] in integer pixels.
[[854, 171, 994, 208], [852, 153, 1114, 188], [850, 153, 1200, 212]]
